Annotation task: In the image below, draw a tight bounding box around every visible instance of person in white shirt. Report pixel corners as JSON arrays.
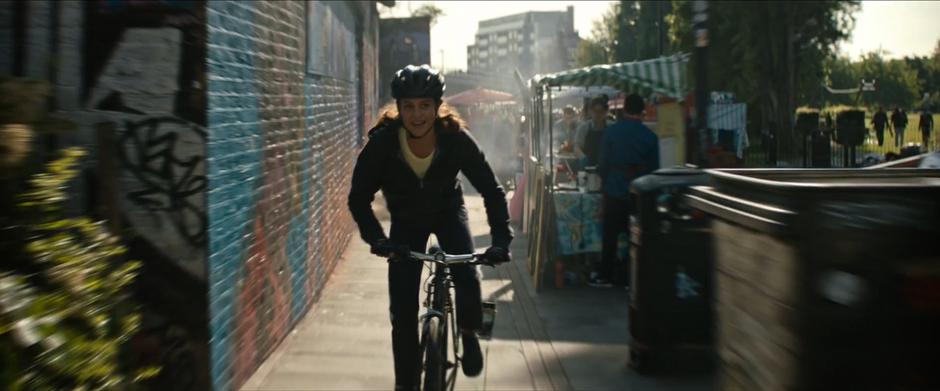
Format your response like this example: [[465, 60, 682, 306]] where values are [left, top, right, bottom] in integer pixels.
[[553, 105, 580, 152], [576, 95, 615, 166]]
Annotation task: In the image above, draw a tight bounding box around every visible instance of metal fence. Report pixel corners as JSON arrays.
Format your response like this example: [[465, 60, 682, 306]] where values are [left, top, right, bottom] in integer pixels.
[[743, 122, 938, 168]]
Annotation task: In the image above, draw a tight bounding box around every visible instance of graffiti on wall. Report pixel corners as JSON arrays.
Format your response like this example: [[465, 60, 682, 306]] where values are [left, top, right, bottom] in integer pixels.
[[118, 116, 208, 249], [229, 1, 304, 386], [82, 2, 209, 390], [87, 26, 207, 278], [204, 2, 372, 390]]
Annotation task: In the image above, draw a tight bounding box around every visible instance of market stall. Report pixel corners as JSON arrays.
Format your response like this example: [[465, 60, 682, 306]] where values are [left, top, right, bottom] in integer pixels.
[[521, 53, 692, 290], [705, 96, 749, 167]]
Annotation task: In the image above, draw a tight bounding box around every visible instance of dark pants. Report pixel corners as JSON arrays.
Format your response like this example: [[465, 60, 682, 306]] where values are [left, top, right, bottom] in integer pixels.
[[387, 205, 482, 389], [922, 129, 931, 147], [895, 126, 906, 148], [875, 127, 885, 146], [600, 194, 634, 285]]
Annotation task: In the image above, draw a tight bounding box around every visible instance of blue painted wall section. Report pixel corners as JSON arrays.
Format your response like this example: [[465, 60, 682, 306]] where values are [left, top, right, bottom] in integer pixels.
[[206, 1, 376, 390], [206, 2, 261, 390]]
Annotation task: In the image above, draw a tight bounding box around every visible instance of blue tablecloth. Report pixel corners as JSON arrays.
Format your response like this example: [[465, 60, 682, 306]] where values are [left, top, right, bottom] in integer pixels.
[[552, 191, 603, 255]]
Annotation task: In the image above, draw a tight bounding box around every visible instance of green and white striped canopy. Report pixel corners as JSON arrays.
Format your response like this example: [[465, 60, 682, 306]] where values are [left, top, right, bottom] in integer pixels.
[[532, 53, 691, 99]]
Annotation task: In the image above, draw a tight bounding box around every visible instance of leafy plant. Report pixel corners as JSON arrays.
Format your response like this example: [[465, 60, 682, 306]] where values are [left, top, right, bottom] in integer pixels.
[[0, 148, 159, 390]]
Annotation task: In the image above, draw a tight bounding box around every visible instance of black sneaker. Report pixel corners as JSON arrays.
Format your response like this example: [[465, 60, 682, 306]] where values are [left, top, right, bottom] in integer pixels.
[[461, 333, 483, 377]]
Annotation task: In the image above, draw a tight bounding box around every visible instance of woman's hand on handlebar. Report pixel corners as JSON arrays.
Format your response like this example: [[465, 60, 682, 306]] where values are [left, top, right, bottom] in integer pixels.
[[482, 246, 511, 265], [370, 239, 411, 259]]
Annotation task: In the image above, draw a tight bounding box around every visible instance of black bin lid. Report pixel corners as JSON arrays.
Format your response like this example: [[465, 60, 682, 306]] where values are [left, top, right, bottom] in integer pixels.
[[653, 165, 705, 176], [686, 168, 940, 235], [631, 166, 709, 194]]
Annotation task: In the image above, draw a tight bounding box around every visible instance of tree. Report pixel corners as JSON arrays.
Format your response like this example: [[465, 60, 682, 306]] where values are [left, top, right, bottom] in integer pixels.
[[587, 1, 620, 64], [854, 50, 920, 108], [822, 55, 858, 106], [665, 1, 860, 151], [579, 1, 676, 67], [616, 1, 673, 61], [906, 39, 940, 110], [411, 4, 444, 27], [576, 38, 610, 67]]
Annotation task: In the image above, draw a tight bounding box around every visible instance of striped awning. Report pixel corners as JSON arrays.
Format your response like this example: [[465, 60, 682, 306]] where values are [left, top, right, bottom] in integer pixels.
[[532, 53, 691, 99]]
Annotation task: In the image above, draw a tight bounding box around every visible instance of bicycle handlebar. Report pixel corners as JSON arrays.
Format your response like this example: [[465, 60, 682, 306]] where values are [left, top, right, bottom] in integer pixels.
[[404, 250, 488, 266]]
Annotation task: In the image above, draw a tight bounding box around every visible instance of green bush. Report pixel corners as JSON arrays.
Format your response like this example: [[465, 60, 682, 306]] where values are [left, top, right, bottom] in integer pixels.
[[0, 148, 158, 390]]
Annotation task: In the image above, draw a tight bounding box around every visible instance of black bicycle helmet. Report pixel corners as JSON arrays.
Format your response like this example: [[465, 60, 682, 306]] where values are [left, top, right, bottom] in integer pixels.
[[390, 64, 445, 100]]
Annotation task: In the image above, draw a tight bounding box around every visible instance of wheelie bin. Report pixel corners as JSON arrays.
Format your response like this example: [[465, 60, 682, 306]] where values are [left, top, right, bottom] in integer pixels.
[[628, 167, 713, 373], [686, 168, 940, 391]]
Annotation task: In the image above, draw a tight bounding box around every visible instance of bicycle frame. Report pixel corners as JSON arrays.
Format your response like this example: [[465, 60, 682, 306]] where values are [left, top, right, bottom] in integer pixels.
[[408, 250, 485, 391]]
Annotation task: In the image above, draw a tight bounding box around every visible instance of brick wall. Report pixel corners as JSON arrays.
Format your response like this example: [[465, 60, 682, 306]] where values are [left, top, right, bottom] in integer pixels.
[[206, 2, 373, 390], [3, 1, 214, 390], [2, 1, 377, 390]]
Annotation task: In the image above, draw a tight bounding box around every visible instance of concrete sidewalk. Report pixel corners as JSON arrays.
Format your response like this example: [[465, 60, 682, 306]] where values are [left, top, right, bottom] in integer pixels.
[[241, 194, 713, 390]]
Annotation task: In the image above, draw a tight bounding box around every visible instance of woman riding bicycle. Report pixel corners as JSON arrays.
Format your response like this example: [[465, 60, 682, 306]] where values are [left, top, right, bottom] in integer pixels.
[[347, 64, 513, 390]]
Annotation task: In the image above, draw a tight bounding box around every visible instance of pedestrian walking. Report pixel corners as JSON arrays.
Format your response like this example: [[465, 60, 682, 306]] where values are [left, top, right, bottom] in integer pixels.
[[347, 64, 512, 390], [872, 107, 889, 147], [591, 94, 660, 288], [891, 107, 908, 148], [920, 109, 934, 149]]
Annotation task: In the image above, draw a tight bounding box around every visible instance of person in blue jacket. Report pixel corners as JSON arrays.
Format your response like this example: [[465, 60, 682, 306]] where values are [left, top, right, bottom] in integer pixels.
[[591, 93, 660, 288]]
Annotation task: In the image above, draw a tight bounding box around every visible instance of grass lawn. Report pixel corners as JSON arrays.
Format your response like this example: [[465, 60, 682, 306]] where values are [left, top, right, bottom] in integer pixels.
[[856, 113, 939, 154]]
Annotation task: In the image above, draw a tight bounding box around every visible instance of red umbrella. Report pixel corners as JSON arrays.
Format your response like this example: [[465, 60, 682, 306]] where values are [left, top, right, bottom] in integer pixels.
[[445, 87, 515, 107]]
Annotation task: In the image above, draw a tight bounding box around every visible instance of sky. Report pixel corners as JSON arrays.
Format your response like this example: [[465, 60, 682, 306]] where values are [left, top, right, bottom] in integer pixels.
[[380, 1, 940, 72], [839, 1, 940, 60]]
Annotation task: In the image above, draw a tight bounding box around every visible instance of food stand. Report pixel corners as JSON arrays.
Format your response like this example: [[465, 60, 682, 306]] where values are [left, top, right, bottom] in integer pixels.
[[521, 53, 692, 290]]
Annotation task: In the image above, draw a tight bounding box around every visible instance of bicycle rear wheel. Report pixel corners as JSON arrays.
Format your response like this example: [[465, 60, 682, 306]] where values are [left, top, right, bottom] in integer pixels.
[[422, 315, 447, 391]]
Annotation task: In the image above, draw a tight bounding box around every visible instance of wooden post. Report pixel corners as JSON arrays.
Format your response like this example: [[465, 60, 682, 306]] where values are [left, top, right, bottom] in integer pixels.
[[95, 121, 121, 233]]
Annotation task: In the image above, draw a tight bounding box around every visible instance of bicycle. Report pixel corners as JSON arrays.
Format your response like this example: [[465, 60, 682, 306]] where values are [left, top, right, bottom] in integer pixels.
[[399, 246, 496, 391]]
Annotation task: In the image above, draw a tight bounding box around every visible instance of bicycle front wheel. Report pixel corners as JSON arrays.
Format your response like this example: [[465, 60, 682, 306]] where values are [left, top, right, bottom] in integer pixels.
[[422, 315, 447, 391]]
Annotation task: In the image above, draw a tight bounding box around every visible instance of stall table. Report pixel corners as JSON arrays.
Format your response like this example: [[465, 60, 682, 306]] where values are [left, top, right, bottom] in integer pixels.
[[550, 190, 604, 286]]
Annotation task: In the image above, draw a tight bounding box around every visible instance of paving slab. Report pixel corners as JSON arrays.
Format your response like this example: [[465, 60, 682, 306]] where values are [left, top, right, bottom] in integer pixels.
[[242, 193, 715, 391]]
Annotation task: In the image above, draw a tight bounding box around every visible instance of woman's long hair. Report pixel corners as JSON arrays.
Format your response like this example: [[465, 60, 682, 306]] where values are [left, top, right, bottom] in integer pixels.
[[370, 101, 468, 134]]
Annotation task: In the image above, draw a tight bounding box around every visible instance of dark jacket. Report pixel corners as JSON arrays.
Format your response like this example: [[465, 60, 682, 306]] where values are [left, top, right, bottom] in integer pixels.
[[598, 118, 660, 200], [347, 119, 513, 249]]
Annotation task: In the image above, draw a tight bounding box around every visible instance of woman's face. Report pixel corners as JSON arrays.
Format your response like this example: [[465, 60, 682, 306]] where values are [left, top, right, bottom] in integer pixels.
[[399, 98, 438, 136]]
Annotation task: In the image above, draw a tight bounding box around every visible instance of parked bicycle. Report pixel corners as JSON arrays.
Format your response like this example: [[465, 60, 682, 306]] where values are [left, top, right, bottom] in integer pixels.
[[395, 246, 497, 391]]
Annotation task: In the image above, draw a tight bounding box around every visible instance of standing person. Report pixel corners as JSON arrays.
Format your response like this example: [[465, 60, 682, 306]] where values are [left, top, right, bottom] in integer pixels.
[[591, 94, 660, 288], [891, 107, 907, 148], [576, 94, 614, 167], [872, 107, 889, 147], [920, 109, 934, 148], [553, 105, 579, 152], [347, 65, 512, 390]]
